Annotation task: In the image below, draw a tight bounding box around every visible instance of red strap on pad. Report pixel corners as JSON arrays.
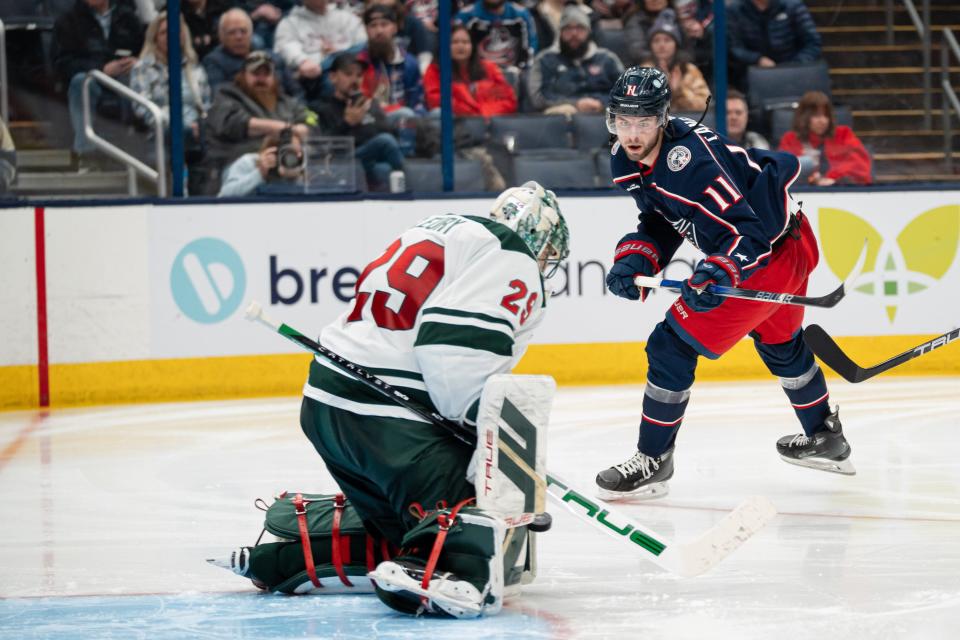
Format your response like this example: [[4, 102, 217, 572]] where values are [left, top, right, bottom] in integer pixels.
[[293, 493, 322, 589], [331, 493, 354, 587]]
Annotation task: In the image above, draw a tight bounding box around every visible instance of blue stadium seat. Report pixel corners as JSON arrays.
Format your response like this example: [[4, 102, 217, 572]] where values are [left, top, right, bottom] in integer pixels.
[[403, 158, 486, 192], [572, 113, 611, 151], [488, 114, 572, 152], [511, 152, 597, 190]]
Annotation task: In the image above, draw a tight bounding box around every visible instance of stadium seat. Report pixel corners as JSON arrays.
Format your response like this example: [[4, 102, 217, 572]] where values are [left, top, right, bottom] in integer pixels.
[[572, 113, 611, 151], [594, 28, 633, 67], [594, 149, 614, 188], [512, 152, 598, 190], [488, 114, 572, 152], [770, 104, 854, 147], [747, 60, 832, 115], [403, 158, 486, 192]]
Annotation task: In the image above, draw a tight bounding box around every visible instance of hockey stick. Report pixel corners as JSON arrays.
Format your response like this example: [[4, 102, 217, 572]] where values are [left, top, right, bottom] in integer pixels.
[[803, 324, 960, 383], [246, 301, 776, 578], [633, 240, 869, 309]]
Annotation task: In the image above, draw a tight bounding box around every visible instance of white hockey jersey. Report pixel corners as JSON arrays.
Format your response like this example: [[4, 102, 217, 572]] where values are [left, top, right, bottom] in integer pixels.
[[304, 214, 546, 426]]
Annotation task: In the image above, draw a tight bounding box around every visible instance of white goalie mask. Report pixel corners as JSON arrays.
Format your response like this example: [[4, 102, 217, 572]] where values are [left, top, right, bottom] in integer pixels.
[[489, 181, 571, 278]]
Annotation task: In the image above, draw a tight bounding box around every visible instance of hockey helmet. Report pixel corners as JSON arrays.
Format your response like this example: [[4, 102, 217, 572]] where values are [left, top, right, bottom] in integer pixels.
[[606, 66, 671, 134], [490, 181, 570, 278]]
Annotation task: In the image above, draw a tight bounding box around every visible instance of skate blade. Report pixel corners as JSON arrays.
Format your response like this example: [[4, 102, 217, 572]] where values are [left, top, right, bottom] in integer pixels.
[[779, 455, 856, 476], [596, 481, 670, 502], [368, 563, 483, 619]]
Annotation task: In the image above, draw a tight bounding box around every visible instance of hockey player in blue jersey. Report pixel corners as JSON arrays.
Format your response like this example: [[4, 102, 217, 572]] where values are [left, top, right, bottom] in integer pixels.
[[597, 66, 855, 501]]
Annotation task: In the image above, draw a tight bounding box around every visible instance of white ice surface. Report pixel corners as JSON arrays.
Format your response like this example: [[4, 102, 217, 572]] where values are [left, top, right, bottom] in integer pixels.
[[1, 377, 959, 639]]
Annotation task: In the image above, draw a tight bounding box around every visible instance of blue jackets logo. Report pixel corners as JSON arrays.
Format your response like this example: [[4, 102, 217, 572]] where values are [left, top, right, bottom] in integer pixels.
[[170, 238, 246, 323]]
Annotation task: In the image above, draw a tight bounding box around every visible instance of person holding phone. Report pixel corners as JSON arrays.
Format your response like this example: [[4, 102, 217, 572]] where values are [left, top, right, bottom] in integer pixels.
[[53, 0, 145, 168], [310, 52, 405, 192]]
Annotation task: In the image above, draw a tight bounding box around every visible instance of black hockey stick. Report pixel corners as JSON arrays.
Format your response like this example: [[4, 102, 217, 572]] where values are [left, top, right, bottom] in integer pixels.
[[803, 324, 960, 383], [245, 301, 776, 577], [634, 240, 869, 309]]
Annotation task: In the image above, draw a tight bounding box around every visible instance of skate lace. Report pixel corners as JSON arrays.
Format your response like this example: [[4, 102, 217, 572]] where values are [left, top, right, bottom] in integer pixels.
[[615, 451, 658, 479], [789, 434, 812, 447]]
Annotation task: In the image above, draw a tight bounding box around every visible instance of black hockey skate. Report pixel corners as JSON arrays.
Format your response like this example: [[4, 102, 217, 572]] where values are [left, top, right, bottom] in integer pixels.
[[595, 448, 674, 501], [776, 407, 855, 475], [369, 557, 486, 619]]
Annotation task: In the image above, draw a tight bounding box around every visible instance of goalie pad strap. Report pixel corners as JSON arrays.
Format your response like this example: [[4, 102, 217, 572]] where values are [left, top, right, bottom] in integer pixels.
[[293, 493, 322, 589], [331, 494, 354, 587], [421, 497, 476, 595]]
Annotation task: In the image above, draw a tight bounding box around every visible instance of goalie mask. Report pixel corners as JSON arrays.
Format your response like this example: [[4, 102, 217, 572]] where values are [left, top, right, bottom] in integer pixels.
[[490, 181, 570, 279]]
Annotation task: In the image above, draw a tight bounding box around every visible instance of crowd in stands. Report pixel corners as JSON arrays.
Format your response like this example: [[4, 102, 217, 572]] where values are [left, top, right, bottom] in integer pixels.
[[11, 0, 874, 195]]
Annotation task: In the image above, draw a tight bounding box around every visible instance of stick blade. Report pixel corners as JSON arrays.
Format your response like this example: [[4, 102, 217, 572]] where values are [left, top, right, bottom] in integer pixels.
[[664, 495, 777, 578], [803, 324, 864, 382]]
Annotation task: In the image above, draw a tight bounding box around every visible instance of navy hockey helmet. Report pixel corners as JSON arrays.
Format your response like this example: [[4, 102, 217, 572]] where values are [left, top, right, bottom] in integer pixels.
[[606, 66, 671, 134]]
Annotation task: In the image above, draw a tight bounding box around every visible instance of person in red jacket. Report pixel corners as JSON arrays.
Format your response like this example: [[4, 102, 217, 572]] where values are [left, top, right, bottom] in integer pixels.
[[777, 91, 872, 186], [423, 23, 517, 117]]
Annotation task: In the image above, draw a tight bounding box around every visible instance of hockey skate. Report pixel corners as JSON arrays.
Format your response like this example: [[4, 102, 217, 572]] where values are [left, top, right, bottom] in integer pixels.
[[369, 558, 487, 618], [595, 448, 674, 501], [207, 547, 268, 590], [776, 407, 855, 475]]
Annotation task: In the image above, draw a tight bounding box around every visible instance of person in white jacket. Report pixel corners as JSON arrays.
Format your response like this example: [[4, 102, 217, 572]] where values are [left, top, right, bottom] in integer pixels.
[[273, 0, 367, 82]]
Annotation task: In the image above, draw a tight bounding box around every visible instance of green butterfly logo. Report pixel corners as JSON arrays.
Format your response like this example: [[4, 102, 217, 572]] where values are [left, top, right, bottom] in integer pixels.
[[819, 205, 960, 322]]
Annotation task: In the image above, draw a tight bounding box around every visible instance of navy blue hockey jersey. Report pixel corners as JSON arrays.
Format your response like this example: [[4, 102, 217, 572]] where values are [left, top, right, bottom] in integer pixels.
[[609, 116, 802, 279]]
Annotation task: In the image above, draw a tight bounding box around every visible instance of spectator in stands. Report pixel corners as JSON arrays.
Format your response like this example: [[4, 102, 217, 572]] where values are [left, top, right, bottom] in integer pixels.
[[777, 90, 872, 186], [644, 11, 708, 112], [531, 0, 589, 51], [239, 0, 297, 50], [456, 0, 539, 70], [405, 0, 442, 33], [620, 0, 672, 67], [423, 23, 516, 117], [312, 52, 405, 191], [526, 5, 623, 116], [0, 118, 16, 194], [365, 0, 435, 72], [131, 11, 212, 194], [728, 0, 821, 89], [182, 0, 232, 60], [357, 4, 425, 123], [207, 51, 315, 163], [53, 0, 145, 165], [726, 89, 769, 149], [676, 0, 713, 81], [273, 0, 366, 84], [218, 126, 305, 196], [203, 8, 302, 97]]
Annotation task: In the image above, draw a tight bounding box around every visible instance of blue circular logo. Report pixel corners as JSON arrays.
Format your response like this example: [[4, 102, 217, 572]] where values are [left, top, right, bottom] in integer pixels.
[[170, 238, 246, 323]]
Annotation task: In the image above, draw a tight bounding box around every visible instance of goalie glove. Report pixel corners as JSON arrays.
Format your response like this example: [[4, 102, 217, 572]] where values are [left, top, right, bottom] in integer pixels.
[[605, 234, 662, 301]]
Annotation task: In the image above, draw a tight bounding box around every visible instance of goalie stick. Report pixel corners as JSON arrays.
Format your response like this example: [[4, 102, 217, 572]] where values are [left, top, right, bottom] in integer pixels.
[[245, 301, 776, 578], [633, 240, 869, 309], [803, 324, 960, 383]]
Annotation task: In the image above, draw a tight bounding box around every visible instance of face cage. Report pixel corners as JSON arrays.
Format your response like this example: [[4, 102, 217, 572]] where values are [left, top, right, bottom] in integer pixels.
[[538, 243, 565, 280]]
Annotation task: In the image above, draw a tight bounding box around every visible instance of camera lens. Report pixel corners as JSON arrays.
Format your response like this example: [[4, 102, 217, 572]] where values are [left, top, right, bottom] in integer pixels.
[[278, 145, 301, 169]]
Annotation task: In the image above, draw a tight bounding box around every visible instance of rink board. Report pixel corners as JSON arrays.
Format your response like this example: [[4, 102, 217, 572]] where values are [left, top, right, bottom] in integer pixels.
[[0, 192, 958, 408]]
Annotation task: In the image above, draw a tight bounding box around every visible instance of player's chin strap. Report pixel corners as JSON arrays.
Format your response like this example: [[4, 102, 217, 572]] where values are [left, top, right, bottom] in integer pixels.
[[665, 95, 712, 142]]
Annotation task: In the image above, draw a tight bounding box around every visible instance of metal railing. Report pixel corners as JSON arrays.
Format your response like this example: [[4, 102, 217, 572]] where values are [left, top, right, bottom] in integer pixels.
[[885, 0, 932, 129], [82, 70, 167, 196], [942, 29, 960, 172], [0, 19, 9, 124]]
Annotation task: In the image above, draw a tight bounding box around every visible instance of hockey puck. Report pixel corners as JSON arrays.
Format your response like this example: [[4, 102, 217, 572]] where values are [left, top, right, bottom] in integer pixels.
[[529, 512, 552, 533]]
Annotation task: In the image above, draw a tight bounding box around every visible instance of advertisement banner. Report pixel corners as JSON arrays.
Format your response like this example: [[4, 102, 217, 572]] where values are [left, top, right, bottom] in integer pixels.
[[147, 192, 960, 360]]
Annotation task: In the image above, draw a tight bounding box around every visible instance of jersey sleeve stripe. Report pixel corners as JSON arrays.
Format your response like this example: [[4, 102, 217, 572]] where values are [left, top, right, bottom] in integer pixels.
[[415, 321, 514, 356], [650, 183, 740, 235], [305, 359, 436, 413], [419, 311, 516, 337], [614, 172, 643, 183], [422, 306, 516, 331]]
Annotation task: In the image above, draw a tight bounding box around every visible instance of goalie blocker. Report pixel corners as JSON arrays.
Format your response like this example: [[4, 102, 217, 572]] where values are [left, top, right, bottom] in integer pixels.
[[210, 374, 554, 619]]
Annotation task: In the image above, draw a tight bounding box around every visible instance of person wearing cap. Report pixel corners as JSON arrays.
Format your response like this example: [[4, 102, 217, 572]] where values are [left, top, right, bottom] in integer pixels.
[[312, 52, 405, 191], [273, 0, 367, 83], [203, 8, 303, 97], [455, 0, 539, 71], [643, 8, 708, 112], [526, 5, 623, 116], [356, 4, 424, 123], [207, 49, 316, 173]]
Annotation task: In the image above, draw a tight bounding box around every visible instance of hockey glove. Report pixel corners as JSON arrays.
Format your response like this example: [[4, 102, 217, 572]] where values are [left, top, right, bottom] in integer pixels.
[[605, 234, 661, 301], [681, 254, 743, 312]]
